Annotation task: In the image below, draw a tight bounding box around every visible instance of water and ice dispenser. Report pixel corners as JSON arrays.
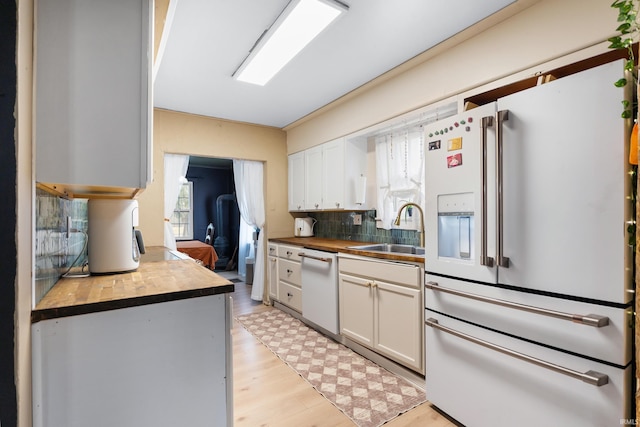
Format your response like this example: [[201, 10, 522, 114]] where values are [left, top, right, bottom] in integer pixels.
[[437, 193, 475, 261]]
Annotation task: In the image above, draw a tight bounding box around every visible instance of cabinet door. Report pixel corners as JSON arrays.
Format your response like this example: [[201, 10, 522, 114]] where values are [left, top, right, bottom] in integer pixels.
[[35, 0, 152, 196], [322, 138, 345, 209], [268, 256, 278, 300], [375, 280, 422, 372], [288, 153, 305, 211], [32, 295, 230, 427], [339, 273, 374, 347], [304, 146, 323, 210]]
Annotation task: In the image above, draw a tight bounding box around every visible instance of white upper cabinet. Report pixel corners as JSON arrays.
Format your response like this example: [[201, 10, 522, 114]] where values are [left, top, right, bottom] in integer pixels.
[[288, 138, 366, 212], [35, 0, 153, 199], [321, 138, 345, 209], [322, 138, 366, 210], [304, 145, 324, 210], [288, 152, 306, 211]]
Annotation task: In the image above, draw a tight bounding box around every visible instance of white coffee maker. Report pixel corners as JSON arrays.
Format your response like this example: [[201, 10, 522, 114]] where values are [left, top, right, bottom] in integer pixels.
[[88, 199, 142, 274]]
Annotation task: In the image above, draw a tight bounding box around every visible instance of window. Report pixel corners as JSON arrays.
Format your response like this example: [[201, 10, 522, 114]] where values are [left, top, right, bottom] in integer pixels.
[[375, 128, 425, 230], [373, 102, 457, 230], [171, 181, 194, 240]]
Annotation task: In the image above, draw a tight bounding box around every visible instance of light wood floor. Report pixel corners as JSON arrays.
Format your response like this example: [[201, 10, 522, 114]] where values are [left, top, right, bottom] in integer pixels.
[[227, 275, 459, 427]]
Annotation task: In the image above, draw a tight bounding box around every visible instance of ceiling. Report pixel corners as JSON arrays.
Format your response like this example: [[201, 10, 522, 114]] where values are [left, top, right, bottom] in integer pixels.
[[154, 0, 518, 129]]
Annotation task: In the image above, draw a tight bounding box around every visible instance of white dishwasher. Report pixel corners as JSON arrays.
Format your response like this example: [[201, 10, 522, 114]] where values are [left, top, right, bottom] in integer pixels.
[[300, 248, 339, 334]]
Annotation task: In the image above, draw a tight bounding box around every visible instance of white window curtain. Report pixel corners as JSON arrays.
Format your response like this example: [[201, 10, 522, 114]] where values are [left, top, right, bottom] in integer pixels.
[[164, 154, 190, 250], [375, 128, 425, 230], [233, 159, 266, 302]]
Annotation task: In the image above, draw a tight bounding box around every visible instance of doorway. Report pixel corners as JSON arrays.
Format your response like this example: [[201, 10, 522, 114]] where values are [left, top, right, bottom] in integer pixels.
[[169, 155, 259, 283], [183, 156, 240, 270]]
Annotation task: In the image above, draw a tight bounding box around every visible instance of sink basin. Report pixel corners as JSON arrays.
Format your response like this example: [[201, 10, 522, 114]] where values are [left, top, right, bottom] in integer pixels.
[[347, 243, 425, 256]]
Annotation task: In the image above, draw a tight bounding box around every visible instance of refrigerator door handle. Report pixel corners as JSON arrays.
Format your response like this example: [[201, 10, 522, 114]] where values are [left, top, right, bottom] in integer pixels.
[[496, 109, 510, 268], [426, 318, 609, 386], [480, 115, 495, 267], [426, 281, 610, 327]]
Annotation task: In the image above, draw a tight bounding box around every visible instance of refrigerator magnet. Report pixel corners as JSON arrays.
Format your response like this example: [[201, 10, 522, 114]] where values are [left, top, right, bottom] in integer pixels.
[[447, 137, 462, 151], [428, 140, 441, 150], [447, 153, 463, 168]]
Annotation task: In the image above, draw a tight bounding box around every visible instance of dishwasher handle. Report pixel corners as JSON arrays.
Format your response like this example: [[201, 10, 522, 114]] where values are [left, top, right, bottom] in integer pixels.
[[299, 252, 333, 263]]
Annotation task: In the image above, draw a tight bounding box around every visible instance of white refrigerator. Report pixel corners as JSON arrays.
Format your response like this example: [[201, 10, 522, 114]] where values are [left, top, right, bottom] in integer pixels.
[[424, 59, 634, 426]]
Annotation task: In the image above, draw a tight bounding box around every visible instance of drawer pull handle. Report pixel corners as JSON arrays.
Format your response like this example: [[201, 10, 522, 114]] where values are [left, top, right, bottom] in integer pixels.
[[286, 251, 293, 256], [426, 318, 609, 387], [426, 282, 609, 328], [286, 269, 293, 274], [299, 253, 332, 263], [287, 292, 293, 298]]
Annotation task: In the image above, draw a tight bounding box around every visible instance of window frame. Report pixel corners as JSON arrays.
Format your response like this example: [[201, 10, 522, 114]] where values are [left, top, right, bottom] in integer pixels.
[[171, 181, 194, 241]]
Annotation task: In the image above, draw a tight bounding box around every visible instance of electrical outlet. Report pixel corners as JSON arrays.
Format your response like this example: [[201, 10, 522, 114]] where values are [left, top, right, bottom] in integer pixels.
[[353, 214, 362, 225]]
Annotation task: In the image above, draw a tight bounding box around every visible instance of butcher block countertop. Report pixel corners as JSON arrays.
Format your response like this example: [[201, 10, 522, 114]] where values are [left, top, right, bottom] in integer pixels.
[[32, 246, 234, 323], [269, 237, 425, 264]]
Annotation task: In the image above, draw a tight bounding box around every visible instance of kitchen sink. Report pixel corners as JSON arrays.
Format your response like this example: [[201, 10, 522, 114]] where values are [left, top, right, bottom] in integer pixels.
[[347, 243, 425, 256]]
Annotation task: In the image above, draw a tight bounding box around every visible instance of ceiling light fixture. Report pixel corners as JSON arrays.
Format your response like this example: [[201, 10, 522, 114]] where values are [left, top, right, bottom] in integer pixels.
[[233, 0, 348, 86]]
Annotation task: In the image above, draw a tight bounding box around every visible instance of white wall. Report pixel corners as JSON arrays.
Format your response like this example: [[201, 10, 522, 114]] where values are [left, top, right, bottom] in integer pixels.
[[285, 0, 617, 152]]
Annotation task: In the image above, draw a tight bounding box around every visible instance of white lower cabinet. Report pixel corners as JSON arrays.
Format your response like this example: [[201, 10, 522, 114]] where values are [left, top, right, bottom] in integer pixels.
[[339, 255, 423, 373], [32, 295, 232, 427], [275, 244, 303, 312], [268, 243, 278, 300]]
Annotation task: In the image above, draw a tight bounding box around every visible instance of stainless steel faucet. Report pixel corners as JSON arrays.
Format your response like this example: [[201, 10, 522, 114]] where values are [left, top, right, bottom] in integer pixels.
[[394, 202, 425, 248]]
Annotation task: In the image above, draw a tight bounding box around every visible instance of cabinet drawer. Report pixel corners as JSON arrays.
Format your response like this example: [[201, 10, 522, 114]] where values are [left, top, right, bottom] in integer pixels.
[[278, 244, 302, 261], [278, 259, 301, 286], [279, 281, 302, 312], [268, 243, 278, 257], [339, 256, 421, 288], [426, 312, 631, 426]]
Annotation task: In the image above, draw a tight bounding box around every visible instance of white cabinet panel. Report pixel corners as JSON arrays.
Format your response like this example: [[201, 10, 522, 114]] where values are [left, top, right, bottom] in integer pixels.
[[32, 295, 232, 427], [304, 146, 323, 210], [35, 0, 152, 198], [339, 273, 375, 347], [321, 138, 345, 209], [268, 243, 278, 300], [375, 281, 421, 368], [288, 152, 305, 211]]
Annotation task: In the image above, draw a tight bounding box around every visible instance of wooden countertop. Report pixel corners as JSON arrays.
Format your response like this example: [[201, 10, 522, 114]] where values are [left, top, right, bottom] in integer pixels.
[[268, 237, 425, 264], [32, 246, 234, 323]]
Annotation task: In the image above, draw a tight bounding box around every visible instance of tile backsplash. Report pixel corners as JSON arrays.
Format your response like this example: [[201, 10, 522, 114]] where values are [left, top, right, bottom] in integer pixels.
[[35, 189, 88, 304], [308, 210, 420, 246]]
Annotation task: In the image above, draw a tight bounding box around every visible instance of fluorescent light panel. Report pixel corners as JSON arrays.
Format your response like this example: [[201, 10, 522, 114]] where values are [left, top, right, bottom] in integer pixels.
[[234, 0, 347, 86]]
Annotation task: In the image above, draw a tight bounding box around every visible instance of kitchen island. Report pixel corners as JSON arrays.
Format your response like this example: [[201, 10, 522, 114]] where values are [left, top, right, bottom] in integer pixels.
[[31, 247, 234, 427]]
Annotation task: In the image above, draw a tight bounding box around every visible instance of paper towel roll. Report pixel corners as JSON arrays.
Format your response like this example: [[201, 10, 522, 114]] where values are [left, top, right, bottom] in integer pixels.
[[354, 174, 366, 205]]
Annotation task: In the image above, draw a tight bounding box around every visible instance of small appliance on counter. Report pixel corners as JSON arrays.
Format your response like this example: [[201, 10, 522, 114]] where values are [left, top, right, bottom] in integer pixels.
[[294, 217, 316, 237], [88, 199, 144, 274]]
